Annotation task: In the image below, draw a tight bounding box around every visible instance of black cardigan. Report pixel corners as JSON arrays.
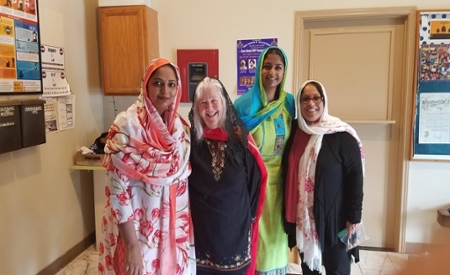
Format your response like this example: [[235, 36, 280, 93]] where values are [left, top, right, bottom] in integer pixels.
[[282, 119, 363, 259]]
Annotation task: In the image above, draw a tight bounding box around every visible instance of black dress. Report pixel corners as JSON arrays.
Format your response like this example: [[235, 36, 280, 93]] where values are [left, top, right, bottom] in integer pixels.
[[189, 138, 262, 274], [282, 119, 363, 274]]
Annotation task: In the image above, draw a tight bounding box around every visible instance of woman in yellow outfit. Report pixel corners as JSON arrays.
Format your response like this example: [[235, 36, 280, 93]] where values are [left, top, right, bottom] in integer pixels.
[[234, 46, 295, 275]]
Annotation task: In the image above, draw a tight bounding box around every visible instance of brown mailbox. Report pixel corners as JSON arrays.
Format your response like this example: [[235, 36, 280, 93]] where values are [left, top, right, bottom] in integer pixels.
[[0, 100, 22, 154], [20, 99, 46, 148]]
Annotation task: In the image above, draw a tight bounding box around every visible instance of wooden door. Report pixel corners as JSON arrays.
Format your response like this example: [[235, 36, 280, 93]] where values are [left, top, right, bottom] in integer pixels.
[[293, 8, 416, 252]]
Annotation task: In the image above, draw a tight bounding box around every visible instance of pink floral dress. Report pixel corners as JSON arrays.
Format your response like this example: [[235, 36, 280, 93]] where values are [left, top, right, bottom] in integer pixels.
[[98, 58, 195, 275]]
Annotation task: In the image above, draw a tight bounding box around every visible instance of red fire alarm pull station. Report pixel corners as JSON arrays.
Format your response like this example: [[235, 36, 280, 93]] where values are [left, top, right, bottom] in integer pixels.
[[177, 49, 219, 102]]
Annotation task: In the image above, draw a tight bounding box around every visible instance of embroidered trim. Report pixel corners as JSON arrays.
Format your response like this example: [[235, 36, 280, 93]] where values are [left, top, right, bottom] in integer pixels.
[[255, 265, 288, 275], [196, 230, 252, 270], [205, 139, 227, 181], [273, 114, 286, 155]]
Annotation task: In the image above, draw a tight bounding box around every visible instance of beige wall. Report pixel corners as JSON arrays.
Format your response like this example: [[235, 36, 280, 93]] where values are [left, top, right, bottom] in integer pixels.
[[1, 0, 450, 274], [151, 0, 450, 250], [0, 0, 103, 274]]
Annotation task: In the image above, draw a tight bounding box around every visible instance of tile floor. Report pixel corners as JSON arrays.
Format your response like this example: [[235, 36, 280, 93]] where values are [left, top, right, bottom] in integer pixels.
[[55, 246, 411, 275]]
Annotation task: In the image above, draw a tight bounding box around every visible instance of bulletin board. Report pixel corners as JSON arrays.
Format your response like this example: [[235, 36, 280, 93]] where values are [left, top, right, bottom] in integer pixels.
[[411, 10, 450, 161], [0, 0, 41, 95]]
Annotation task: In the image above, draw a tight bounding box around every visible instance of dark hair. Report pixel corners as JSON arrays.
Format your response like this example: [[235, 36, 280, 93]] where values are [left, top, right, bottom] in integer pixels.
[[264, 48, 286, 67], [301, 81, 325, 106], [263, 48, 286, 97], [89, 132, 108, 154]]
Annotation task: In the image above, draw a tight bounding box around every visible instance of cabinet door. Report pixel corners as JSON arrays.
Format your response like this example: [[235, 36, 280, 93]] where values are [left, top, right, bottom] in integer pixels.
[[99, 6, 158, 95]]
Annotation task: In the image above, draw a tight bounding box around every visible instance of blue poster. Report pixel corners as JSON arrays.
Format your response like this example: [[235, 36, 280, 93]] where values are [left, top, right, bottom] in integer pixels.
[[237, 38, 277, 95], [16, 60, 40, 80]]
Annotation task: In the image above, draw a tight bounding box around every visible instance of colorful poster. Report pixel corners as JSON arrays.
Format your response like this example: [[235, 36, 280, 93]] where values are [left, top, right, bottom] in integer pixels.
[[0, 0, 37, 20], [419, 44, 450, 81], [0, 0, 40, 94], [236, 38, 277, 95], [418, 12, 450, 82], [413, 10, 450, 159]]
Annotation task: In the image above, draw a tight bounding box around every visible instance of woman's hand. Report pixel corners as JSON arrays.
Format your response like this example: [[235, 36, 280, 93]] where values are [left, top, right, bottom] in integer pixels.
[[125, 243, 143, 275], [118, 220, 143, 275], [346, 220, 360, 236]]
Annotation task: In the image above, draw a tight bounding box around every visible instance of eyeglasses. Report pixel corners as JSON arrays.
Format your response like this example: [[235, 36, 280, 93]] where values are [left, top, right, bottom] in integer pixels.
[[300, 96, 323, 104]]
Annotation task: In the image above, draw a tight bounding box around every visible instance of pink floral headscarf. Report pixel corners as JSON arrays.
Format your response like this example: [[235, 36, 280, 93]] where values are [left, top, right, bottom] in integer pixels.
[[102, 58, 193, 274], [103, 58, 190, 184]]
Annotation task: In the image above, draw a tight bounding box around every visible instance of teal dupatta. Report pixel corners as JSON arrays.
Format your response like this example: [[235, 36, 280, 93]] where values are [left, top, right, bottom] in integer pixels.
[[234, 46, 295, 131]]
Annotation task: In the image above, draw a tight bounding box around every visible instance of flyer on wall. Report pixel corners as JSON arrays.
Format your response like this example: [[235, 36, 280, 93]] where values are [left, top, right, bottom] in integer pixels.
[[40, 44, 70, 97], [57, 95, 74, 131], [43, 97, 58, 133], [236, 38, 277, 95], [41, 94, 75, 133], [418, 92, 450, 144], [0, 0, 41, 94]]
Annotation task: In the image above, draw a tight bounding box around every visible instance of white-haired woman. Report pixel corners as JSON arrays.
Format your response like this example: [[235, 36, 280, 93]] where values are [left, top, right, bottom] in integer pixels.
[[188, 77, 267, 275]]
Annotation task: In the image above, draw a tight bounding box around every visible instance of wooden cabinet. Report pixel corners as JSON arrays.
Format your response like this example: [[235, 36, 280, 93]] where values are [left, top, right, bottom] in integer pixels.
[[99, 5, 159, 95]]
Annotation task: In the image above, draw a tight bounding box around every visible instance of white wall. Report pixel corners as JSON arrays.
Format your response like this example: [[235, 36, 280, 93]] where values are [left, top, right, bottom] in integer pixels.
[[0, 0, 103, 274], [103, 0, 450, 248], [99, 0, 151, 7], [149, 0, 450, 249], [407, 161, 450, 247], [2, 0, 449, 274]]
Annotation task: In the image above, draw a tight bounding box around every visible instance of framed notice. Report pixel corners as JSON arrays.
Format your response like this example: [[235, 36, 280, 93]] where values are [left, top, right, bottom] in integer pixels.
[[0, 0, 41, 95], [411, 10, 450, 161]]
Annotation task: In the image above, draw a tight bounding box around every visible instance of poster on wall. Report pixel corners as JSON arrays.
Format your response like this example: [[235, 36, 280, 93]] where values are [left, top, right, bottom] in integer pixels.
[[418, 12, 450, 82], [412, 10, 450, 160], [56, 95, 74, 130], [236, 38, 277, 95], [41, 94, 75, 133], [43, 97, 58, 133], [418, 92, 450, 144], [0, 0, 41, 94], [40, 44, 70, 97]]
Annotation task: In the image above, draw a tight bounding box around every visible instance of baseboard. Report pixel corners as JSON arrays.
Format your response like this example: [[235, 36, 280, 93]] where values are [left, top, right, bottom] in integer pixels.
[[36, 231, 95, 275], [359, 246, 395, 252], [404, 242, 447, 255]]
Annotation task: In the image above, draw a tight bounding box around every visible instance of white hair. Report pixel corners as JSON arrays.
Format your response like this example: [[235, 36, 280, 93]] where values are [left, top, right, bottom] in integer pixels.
[[192, 77, 227, 141]]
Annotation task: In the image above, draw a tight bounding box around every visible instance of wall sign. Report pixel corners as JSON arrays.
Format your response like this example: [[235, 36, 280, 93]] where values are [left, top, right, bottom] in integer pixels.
[[412, 10, 450, 161], [0, 0, 41, 95], [236, 38, 277, 95]]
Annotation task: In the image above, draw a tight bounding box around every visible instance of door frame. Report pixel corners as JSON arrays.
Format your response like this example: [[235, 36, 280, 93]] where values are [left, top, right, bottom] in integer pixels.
[[293, 7, 416, 253]]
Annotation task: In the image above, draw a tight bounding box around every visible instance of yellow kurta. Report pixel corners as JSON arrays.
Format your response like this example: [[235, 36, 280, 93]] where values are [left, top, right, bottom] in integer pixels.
[[251, 108, 292, 274], [234, 46, 295, 275]]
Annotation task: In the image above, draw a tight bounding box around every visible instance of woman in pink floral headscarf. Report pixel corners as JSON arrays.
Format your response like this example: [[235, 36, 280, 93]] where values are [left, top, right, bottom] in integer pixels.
[[98, 58, 195, 275]]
